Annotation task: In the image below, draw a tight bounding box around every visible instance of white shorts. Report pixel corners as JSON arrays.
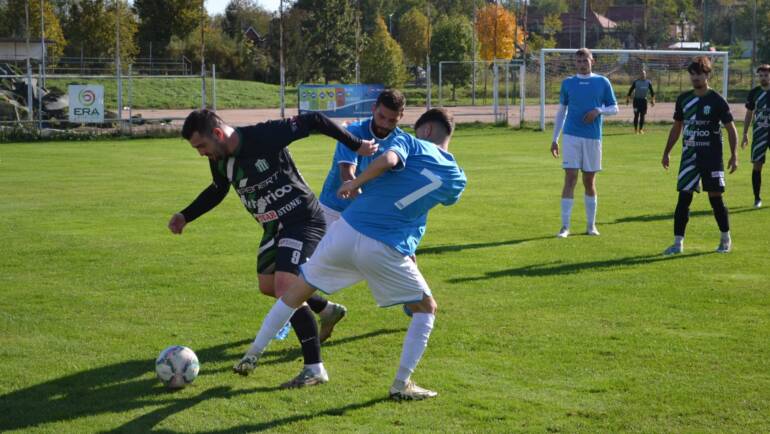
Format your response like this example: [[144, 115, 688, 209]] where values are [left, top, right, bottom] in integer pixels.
[[300, 218, 431, 307], [319, 203, 341, 227], [562, 134, 602, 172]]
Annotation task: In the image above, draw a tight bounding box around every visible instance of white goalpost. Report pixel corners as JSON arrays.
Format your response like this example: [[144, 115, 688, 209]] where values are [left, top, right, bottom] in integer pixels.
[[538, 48, 730, 130]]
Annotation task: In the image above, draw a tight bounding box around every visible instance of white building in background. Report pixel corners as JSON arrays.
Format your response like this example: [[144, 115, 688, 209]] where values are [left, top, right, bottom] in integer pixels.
[[0, 38, 52, 62]]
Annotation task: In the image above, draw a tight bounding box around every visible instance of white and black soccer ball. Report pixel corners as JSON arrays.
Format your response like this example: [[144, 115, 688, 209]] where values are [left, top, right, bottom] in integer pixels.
[[155, 345, 200, 389]]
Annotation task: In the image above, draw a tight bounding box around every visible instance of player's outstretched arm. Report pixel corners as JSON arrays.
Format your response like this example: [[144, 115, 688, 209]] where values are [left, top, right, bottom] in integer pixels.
[[661, 120, 683, 170], [725, 121, 739, 173], [299, 112, 378, 156], [337, 151, 400, 199], [171, 165, 231, 234], [338, 162, 361, 198]]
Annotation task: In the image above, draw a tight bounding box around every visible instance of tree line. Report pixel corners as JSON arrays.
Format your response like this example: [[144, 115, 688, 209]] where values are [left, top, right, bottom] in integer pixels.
[[0, 0, 768, 87]]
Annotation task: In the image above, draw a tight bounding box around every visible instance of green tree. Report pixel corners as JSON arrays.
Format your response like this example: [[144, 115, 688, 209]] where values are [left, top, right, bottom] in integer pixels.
[[63, 0, 138, 64], [0, 0, 67, 63], [303, 0, 357, 84], [223, 0, 271, 40], [397, 7, 430, 67], [133, 0, 201, 57], [360, 16, 407, 88], [431, 15, 473, 100]]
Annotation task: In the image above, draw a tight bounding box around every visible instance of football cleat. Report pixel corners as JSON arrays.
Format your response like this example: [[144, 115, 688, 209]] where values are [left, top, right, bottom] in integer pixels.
[[233, 354, 259, 376], [586, 226, 600, 236], [280, 366, 329, 389], [755, 199, 763, 209], [389, 380, 438, 401], [663, 244, 683, 255], [319, 303, 347, 343], [716, 238, 732, 253], [556, 227, 570, 238]]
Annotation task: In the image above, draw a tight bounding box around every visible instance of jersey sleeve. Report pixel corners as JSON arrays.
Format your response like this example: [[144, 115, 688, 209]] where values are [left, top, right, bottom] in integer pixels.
[[179, 160, 230, 222], [236, 113, 362, 158], [673, 95, 684, 121], [235, 117, 309, 158], [334, 142, 359, 166], [603, 78, 618, 107], [718, 95, 734, 124], [746, 87, 758, 110], [380, 134, 411, 171], [627, 81, 636, 97], [559, 80, 569, 105], [648, 80, 655, 98], [440, 167, 467, 206]]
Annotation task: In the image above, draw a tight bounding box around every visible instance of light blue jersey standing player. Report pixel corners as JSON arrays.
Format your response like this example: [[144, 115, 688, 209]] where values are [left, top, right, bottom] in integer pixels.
[[318, 90, 405, 225], [233, 109, 467, 401], [550, 48, 619, 237]]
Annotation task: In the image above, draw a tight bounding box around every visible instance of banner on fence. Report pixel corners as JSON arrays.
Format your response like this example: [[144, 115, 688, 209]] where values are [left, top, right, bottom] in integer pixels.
[[298, 84, 384, 118], [68, 85, 105, 123]]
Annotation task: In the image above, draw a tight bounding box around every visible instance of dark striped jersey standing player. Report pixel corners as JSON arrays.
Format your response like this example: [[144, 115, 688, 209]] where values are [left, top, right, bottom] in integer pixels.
[[168, 109, 377, 388], [741, 64, 770, 208], [626, 69, 655, 134], [661, 56, 739, 254]]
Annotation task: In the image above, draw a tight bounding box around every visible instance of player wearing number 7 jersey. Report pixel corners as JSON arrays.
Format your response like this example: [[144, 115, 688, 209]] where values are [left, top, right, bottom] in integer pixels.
[[233, 108, 467, 401]]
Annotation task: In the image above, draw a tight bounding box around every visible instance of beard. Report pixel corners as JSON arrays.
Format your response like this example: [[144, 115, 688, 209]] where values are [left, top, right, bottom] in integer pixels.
[[372, 122, 394, 139]]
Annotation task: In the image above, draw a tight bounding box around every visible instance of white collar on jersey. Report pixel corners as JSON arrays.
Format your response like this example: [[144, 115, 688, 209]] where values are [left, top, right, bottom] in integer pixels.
[[576, 73, 596, 79]]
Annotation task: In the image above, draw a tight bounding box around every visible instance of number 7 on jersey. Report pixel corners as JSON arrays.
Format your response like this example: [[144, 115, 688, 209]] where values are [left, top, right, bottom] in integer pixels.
[[395, 169, 443, 210]]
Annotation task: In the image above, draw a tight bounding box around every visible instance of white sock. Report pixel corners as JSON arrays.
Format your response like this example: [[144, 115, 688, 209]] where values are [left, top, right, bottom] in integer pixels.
[[320, 302, 335, 317], [561, 198, 574, 229], [246, 298, 297, 357], [674, 235, 684, 247], [585, 195, 597, 228], [395, 313, 435, 383], [305, 362, 326, 375]]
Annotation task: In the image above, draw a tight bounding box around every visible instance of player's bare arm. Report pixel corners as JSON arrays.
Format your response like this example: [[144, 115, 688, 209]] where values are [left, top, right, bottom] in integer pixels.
[[337, 151, 400, 199], [742, 109, 753, 149], [725, 121, 739, 173], [662, 120, 684, 170], [339, 162, 361, 198]]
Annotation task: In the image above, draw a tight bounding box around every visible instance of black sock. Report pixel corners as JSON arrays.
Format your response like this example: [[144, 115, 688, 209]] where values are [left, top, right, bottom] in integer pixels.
[[753, 170, 762, 201], [306, 294, 329, 314], [709, 195, 730, 232], [674, 191, 693, 236], [289, 305, 321, 365], [639, 113, 646, 131], [633, 112, 639, 130]]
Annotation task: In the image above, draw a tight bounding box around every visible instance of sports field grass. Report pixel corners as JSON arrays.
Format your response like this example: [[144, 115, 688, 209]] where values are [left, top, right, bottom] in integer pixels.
[[1, 123, 769, 432]]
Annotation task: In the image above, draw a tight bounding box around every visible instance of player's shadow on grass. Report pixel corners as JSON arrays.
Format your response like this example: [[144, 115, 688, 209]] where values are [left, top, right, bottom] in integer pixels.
[[0, 329, 402, 433], [608, 206, 759, 225], [205, 327, 405, 374], [416, 236, 553, 256], [449, 251, 710, 282]]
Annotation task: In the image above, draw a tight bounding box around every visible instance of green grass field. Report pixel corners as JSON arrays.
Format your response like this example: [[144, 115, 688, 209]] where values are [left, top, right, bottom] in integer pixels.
[[1, 124, 769, 432]]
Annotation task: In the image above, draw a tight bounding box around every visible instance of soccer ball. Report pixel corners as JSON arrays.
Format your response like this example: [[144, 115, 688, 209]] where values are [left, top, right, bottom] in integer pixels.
[[155, 345, 200, 389]]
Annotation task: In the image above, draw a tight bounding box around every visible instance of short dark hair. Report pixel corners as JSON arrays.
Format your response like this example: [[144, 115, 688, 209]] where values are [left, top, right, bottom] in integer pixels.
[[575, 48, 593, 59], [376, 89, 406, 113], [757, 64, 770, 73], [687, 56, 712, 75], [415, 108, 454, 136], [182, 109, 224, 140]]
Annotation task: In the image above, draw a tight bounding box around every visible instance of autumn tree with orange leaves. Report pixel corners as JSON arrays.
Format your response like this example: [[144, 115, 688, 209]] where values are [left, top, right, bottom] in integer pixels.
[[475, 4, 524, 61]]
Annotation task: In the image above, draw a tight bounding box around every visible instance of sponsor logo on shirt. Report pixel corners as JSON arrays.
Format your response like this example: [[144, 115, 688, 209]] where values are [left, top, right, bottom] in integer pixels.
[[255, 159, 270, 172], [237, 172, 280, 194], [278, 238, 304, 250], [704, 105, 711, 115], [255, 211, 279, 223]]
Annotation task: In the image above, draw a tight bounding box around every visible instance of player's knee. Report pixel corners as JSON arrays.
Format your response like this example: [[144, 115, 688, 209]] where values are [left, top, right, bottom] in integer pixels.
[[754, 162, 764, 172]]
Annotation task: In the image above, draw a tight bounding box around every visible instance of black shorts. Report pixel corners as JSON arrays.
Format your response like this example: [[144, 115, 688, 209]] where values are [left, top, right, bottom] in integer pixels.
[[632, 98, 648, 115], [677, 151, 725, 193], [257, 217, 326, 275]]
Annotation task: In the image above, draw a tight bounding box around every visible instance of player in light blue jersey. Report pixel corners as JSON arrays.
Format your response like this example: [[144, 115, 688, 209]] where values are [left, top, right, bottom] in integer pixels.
[[234, 109, 466, 401], [318, 90, 405, 225], [550, 48, 618, 238]]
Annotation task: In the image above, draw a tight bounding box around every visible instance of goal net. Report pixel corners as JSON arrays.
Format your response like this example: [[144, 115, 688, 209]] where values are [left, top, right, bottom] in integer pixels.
[[537, 48, 729, 130]]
